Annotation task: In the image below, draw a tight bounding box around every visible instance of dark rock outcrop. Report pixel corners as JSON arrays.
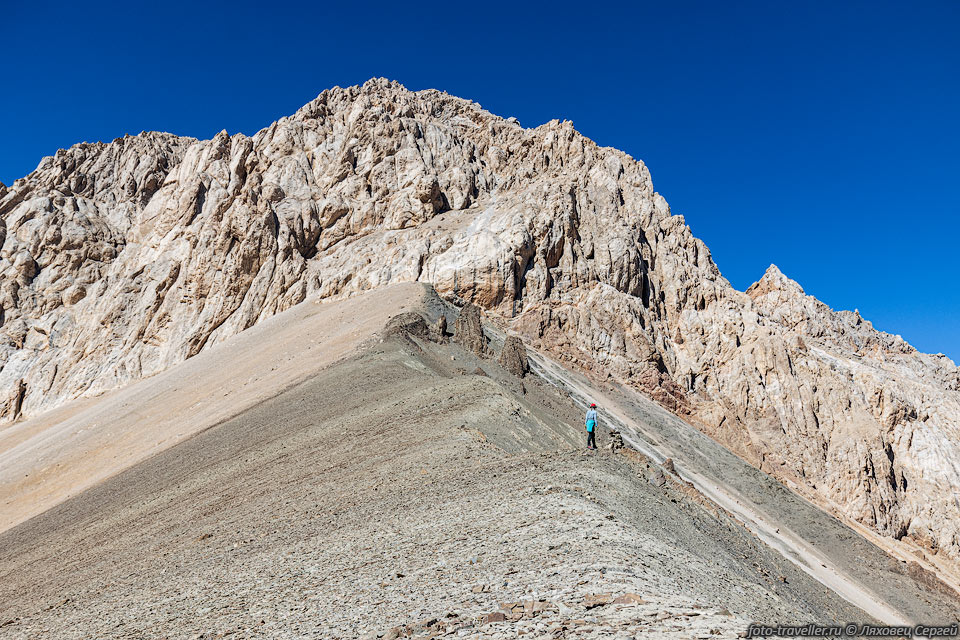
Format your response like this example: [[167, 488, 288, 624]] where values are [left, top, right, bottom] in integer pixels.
[[433, 315, 448, 343], [453, 303, 488, 356], [609, 430, 624, 452], [384, 312, 431, 341], [498, 335, 529, 377]]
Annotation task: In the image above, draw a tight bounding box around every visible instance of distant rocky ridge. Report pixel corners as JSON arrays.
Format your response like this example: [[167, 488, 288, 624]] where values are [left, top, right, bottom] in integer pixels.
[[1, 78, 958, 573]]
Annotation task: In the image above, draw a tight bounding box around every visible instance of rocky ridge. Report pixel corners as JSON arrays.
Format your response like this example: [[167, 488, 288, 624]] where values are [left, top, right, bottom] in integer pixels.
[[1, 78, 958, 572], [0, 300, 899, 639]]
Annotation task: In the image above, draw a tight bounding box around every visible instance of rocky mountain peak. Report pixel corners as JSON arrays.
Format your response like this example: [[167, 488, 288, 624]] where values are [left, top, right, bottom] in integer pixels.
[[746, 263, 806, 300]]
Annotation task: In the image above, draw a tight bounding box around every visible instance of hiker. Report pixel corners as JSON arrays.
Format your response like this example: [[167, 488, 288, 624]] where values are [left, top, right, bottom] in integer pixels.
[[585, 403, 598, 449]]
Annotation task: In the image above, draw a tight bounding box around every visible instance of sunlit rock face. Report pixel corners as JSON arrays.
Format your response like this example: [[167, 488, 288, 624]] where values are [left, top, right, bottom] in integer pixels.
[[2, 78, 958, 568]]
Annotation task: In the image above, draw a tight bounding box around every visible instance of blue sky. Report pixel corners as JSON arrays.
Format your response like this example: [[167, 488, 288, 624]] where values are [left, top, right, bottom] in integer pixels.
[[3, 1, 958, 359]]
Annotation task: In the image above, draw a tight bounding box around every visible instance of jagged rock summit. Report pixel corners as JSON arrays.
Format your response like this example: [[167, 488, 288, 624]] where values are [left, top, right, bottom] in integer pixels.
[[1, 78, 958, 576]]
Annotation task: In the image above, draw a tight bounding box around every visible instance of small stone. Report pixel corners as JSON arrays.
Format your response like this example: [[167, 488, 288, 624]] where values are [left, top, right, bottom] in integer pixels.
[[662, 458, 677, 475], [583, 593, 613, 609], [612, 593, 647, 605], [481, 612, 506, 624]]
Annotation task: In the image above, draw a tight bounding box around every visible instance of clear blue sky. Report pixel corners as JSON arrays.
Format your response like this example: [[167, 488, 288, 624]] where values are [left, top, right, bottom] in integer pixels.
[[4, 1, 958, 359]]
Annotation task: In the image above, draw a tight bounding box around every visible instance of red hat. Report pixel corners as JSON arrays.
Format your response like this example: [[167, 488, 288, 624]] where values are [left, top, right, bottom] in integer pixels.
[[590, 403, 596, 408]]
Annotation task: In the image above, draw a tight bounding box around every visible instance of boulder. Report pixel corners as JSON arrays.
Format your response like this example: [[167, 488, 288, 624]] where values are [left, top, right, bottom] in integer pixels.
[[383, 312, 431, 341]]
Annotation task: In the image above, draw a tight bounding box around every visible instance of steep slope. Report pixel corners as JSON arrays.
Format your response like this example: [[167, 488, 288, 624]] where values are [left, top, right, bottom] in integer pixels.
[[0, 283, 434, 533], [2, 289, 956, 639], [0, 78, 958, 573]]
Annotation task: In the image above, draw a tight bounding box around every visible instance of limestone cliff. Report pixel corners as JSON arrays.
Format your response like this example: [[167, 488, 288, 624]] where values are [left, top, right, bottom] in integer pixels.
[[1, 78, 957, 571]]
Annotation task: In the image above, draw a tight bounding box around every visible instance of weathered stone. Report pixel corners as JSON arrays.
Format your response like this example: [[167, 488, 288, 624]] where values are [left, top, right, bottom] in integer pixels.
[[61, 285, 86, 306], [453, 302, 488, 356], [383, 312, 431, 341], [609, 430, 624, 452], [650, 469, 667, 487], [498, 335, 528, 377], [480, 612, 505, 624], [583, 593, 613, 609], [1, 380, 26, 422], [613, 593, 648, 605], [433, 315, 448, 343]]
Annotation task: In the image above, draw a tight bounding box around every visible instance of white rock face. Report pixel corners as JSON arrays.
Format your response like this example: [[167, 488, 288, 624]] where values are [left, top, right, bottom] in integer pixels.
[[1, 78, 958, 569]]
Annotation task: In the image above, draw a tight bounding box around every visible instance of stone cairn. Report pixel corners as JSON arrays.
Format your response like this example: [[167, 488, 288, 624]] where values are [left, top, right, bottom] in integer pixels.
[[609, 430, 624, 452]]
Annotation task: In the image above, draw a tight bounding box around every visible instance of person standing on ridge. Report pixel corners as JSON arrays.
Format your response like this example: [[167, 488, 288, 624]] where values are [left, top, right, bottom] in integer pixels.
[[585, 403, 598, 449]]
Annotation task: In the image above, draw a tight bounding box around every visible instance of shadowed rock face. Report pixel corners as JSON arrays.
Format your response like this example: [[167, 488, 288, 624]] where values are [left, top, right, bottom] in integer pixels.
[[383, 312, 432, 341], [498, 335, 529, 377], [453, 302, 488, 356], [1, 78, 958, 569]]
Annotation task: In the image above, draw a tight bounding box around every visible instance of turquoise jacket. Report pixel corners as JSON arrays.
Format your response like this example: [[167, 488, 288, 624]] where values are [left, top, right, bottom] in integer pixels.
[[585, 408, 597, 431]]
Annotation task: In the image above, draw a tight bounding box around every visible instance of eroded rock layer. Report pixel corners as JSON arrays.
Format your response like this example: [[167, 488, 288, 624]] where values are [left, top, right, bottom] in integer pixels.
[[1, 78, 958, 569]]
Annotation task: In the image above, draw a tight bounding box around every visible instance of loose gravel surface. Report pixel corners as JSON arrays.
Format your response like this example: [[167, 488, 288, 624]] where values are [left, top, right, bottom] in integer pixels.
[[0, 283, 433, 535], [0, 302, 952, 638], [528, 351, 960, 626]]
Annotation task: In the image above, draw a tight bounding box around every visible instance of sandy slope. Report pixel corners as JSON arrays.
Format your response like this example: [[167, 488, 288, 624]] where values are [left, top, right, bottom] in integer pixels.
[[0, 286, 956, 638], [0, 283, 433, 534]]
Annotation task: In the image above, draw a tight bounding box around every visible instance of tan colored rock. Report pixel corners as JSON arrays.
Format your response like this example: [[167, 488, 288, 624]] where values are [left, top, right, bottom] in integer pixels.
[[584, 593, 613, 608], [61, 284, 86, 306], [480, 611, 505, 624], [0, 78, 957, 574], [613, 593, 647, 605]]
